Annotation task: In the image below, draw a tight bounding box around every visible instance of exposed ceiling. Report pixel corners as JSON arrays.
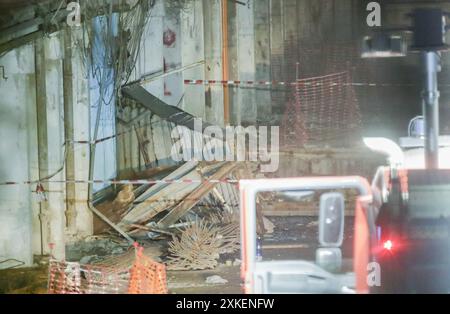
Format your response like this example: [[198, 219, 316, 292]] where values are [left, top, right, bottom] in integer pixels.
[[0, 0, 50, 10]]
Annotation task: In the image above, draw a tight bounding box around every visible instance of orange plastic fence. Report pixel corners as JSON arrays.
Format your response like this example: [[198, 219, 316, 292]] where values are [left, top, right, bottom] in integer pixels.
[[128, 244, 168, 294], [48, 243, 168, 294]]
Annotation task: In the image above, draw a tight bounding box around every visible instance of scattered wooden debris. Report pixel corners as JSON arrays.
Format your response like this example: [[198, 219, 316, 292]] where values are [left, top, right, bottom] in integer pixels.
[[166, 218, 239, 271], [157, 162, 239, 228], [91, 161, 250, 271]]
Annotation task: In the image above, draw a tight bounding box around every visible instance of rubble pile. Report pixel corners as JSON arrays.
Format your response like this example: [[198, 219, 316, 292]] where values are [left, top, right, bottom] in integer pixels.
[[80, 161, 255, 271]]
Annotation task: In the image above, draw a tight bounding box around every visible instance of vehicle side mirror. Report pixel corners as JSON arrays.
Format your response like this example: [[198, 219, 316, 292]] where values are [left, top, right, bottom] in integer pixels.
[[316, 248, 342, 273], [319, 192, 345, 247]]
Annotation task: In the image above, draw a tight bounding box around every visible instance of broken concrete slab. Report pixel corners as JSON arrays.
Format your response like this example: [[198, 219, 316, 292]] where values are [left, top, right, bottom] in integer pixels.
[[205, 275, 228, 285]]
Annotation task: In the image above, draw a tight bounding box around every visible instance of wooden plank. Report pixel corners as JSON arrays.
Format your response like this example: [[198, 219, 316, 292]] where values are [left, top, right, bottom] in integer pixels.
[[157, 162, 239, 228], [133, 161, 199, 204], [119, 169, 202, 230]]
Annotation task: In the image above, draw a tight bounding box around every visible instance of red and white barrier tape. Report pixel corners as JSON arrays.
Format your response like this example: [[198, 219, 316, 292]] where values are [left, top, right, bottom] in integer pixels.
[[184, 79, 294, 87], [70, 134, 118, 145], [184, 79, 443, 88], [0, 178, 239, 187]]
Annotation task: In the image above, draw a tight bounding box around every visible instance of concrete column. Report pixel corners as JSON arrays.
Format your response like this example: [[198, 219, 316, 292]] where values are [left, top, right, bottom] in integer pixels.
[[162, 2, 184, 108], [181, 0, 206, 119], [63, 27, 76, 236], [0, 44, 37, 268], [34, 33, 67, 259], [65, 27, 92, 239], [35, 37, 50, 257], [237, 0, 257, 125], [254, 0, 272, 124], [43, 33, 66, 259], [269, 0, 285, 120], [282, 0, 298, 81], [227, 1, 239, 125], [203, 0, 224, 126]]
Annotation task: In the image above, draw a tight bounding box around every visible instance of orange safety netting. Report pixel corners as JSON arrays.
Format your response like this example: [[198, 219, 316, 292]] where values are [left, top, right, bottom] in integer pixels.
[[128, 245, 168, 294], [281, 71, 362, 149], [47, 243, 168, 294]]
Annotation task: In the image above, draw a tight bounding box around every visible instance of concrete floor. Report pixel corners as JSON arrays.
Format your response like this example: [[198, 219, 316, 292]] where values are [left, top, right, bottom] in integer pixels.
[[0, 215, 355, 294], [168, 266, 242, 294], [0, 265, 242, 294]]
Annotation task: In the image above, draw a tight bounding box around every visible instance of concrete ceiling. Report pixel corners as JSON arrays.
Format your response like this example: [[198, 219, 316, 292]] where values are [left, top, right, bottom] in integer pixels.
[[0, 0, 50, 10], [0, 0, 53, 30]]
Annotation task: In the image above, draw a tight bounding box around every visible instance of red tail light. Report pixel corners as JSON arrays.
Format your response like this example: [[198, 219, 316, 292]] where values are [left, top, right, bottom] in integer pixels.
[[383, 240, 393, 251]]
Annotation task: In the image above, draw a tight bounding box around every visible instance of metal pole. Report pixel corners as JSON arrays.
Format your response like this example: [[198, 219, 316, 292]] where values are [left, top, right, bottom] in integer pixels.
[[421, 51, 441, 169]]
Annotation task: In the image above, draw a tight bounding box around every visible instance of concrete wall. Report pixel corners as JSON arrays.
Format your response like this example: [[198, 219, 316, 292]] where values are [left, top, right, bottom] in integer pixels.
[[274, 150, 385, 180], [0, 44, 37, 268], [0, 26, 92, 266], [117, 0, 190, 174], [117, 0, 213, 176]]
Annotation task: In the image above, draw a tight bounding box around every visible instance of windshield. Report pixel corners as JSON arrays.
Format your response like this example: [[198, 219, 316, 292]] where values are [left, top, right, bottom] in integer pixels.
[[255, 189, 358, 275]]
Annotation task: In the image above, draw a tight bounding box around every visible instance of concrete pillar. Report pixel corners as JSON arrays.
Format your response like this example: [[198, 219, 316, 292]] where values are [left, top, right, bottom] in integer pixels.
[[64, 27, 92, 240], [36, 32, 66, 259], [35, 37, 50, 257], [162, 2, 184, 108], [237, 0, 257, 125], [181, 0, 206, 119], [0, 44, 37, 268], [254, 0, 272, 124], [282, 0, 298, 81], [269, 0, 285, 120], [227, 1, 239, 125], [203, 0, 224, 126]]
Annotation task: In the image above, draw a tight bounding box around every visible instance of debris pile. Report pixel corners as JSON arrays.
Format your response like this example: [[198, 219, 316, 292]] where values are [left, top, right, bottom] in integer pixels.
[[88, 161, 251, 271], [167, 215, 239, 271]]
